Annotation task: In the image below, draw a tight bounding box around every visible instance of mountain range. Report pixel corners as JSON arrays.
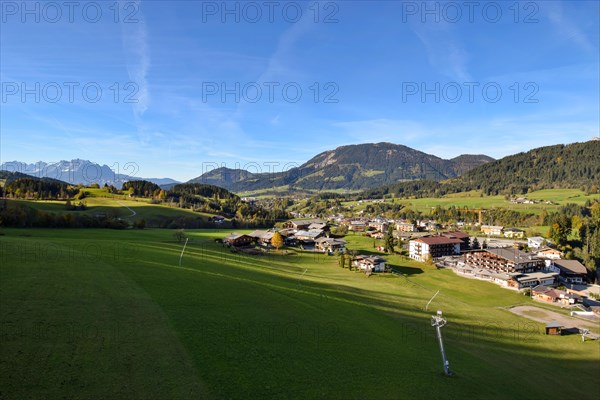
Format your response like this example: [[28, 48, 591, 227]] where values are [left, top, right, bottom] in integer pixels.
[[189, 143, 494, 191], [0, 159, 179, 188], [3, 140, 599, 195], [1, 144, 493, 191]]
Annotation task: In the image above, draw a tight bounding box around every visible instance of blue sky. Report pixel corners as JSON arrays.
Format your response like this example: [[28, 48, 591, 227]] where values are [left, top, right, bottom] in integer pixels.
[[1, 0, 598, 181]]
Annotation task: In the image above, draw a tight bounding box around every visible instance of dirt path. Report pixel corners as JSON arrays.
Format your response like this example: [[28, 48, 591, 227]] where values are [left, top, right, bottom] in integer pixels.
[[509, 305, 600, 334], [116, 201, 136, 217]]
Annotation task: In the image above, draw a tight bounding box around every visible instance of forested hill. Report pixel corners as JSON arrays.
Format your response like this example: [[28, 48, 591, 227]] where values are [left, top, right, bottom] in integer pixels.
[[0, 172, 77, 199], [459, 141, 600, 194], [189, 142, 493, 191], [364, 141, 600, 198]]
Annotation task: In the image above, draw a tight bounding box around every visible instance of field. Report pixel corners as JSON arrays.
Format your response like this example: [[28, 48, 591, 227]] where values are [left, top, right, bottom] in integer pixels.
[[5, 189, 214, 225], [344, 189, 600, 216], [1, 229, 598, 399]]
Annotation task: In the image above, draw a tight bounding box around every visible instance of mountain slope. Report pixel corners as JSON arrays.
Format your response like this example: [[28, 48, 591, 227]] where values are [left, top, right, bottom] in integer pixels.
[[450, 154, 496, 176], [189, 143, 493, 192], [364, 140, 600, 198], [459, 141, 600, 194]]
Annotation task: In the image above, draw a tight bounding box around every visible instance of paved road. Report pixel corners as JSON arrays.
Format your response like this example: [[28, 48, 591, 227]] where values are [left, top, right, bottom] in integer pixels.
[[116, 201, 136, 217], [509, 305, 600, 334]]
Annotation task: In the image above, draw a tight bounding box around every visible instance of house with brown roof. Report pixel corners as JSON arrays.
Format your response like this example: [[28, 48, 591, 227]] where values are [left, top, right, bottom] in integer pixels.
[[409, 236, 462, 262], [442, 231, 470, 251], [533, 285, 582, 304], [248, 230, 275, 246], [285, 219, 325, 230], [223, 233, 253, 247]]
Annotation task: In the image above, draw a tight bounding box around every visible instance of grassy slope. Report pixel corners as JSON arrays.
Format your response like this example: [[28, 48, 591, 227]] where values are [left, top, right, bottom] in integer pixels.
[[1, 228, 598, 399], [5, 196, 211, 223]]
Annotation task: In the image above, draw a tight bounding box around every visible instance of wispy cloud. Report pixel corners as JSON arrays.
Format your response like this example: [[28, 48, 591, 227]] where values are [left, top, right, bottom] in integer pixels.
[[332, 118, 429, 144], [545, 1, 597, 53], [120, 0, 150, 118], [409, 8, 471, 81]]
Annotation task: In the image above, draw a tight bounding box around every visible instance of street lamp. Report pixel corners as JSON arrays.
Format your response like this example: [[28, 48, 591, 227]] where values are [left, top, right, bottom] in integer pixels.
[[431, 310, 452, 376]]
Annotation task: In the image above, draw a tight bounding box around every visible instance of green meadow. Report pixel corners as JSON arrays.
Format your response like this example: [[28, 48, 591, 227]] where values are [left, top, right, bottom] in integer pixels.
[[345, 189, 600, 215], [5, 195, 212, 225], [1, 229, 598, 399]]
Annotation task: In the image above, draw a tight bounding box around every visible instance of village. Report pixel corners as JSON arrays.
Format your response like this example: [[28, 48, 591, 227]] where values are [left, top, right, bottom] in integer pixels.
[[222, 216, 600, 323]]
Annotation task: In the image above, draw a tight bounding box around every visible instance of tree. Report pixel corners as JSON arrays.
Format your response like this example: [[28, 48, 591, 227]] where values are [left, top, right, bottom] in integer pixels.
[[335, 224, 348, 236], [271, 231, 284, 251], [591, 202, 600, 221], [482, 239, 488, 249], [471, 237, 480, 250], [338, 253, 346, 268], [174, 229, 187, 243], [383, 226, 395, 253], [548, 214, 571, 246], [346, 254, 354, 271]]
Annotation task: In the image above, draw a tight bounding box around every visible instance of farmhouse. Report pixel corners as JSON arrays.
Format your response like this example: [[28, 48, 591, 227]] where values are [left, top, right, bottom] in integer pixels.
[[286, 219, 325, 230], [481, 225, 504, 236], [308, 222, 329, 231], [532, 285, 556, 301], [248, 230, 275, 246], [294, 229, 325, 241], [352, 255, 387, 272], [464, 248, 545, 273], [223, 233, 253, 247], [532, 285, 581, 304], [409, 236, 462, 262], [550, 259, 588, 284], [315, 237, 346, 253]]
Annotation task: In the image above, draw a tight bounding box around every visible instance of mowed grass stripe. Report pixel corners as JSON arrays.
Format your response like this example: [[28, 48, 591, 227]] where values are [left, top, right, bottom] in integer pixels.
[[0, 235, 211, 399]]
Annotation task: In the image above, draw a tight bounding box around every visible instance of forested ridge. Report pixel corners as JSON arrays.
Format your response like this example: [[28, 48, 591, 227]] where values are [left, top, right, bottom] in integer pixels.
[[364, 141, 600, 198]]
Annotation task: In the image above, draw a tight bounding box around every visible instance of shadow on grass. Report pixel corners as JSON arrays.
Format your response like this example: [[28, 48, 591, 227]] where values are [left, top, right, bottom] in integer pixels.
[[390, 264, 424, 276]]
